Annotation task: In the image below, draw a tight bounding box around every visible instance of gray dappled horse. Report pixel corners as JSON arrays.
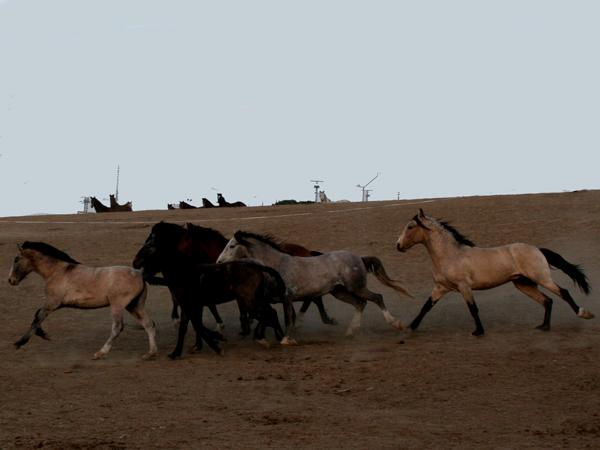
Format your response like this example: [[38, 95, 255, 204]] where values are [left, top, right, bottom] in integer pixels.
[[217, 231, 412, 336]]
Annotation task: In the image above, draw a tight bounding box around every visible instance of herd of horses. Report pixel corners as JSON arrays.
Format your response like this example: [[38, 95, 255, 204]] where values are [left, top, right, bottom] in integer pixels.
[[7, 209, 594, 360], [168, 193, 247, 210], [90, 193, 246, 213]]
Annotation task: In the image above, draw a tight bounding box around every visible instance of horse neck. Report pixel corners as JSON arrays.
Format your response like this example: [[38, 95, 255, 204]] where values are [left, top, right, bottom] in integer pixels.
[[246, 242, 288, 266], [420, 228, 465, 268], [28, 254, 66, 281]]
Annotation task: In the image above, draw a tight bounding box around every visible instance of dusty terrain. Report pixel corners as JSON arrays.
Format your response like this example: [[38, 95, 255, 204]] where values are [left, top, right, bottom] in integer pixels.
[[1, 191, 599, 449]]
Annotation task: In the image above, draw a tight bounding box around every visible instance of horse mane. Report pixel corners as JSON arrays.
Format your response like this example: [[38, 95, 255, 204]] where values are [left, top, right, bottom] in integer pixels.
[[234, 230, 287, 253], [437, 220, 475, 247], [22, 241, 80, 264], [185, 223, 228, 244]]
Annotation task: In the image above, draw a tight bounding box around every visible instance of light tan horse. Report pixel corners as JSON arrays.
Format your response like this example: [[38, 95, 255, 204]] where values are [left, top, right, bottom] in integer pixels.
[[396, 209, 593, 335], [8, 241, 157, 360]]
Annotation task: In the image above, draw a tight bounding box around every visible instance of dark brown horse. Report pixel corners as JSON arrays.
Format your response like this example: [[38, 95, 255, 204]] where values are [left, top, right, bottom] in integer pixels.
[[109, 195, 133, 212], [217, 193, 246, 207], [134, 222, 295, 357], [179, 201, 198, 209], [90, 196, 110, 213], [202, 198, 216, 208], [133, 222, 337, 331]]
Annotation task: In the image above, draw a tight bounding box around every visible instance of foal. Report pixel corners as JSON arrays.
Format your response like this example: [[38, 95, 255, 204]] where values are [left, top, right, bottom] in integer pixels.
[[8, 242, 157, 359], [396, 209, 593, 335]]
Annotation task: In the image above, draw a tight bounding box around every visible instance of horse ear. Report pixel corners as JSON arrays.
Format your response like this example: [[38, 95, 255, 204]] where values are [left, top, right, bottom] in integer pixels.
[[17, 243, 23, 252], [418, 208, 426, 218]]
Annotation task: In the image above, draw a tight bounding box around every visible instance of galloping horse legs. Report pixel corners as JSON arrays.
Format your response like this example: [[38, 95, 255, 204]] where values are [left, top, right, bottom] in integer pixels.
[[409, 298, 435, 331], [459, 285, 484, 336], [15, 306, 54, 348], [512, 278, 553, 330], [409, 286, 448, 332], [331, 287, 367, 336], [299, 296, 337, 325], [93, 308, 125, 360], [355, 287, 403, 330]]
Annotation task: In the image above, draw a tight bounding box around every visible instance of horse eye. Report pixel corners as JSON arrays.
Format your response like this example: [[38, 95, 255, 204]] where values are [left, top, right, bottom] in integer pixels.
[[407, 224, 414, 230]]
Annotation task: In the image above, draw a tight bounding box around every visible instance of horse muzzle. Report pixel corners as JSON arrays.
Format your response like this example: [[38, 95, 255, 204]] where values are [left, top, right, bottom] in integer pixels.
[[8, 277, 19, 286], [396, 243, 406, 252]]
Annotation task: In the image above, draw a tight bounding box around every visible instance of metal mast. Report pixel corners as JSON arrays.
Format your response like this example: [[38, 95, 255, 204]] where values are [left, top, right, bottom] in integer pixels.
[[311, 179, 323, 203]]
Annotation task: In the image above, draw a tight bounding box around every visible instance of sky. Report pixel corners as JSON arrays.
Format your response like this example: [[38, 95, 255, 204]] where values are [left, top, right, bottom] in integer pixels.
[[1, 1, 599, 216]]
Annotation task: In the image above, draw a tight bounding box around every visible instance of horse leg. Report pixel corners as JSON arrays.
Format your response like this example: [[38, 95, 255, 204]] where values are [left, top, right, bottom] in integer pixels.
[[354, 287, 403, 330], [15, 306, 54, 348], [298, 297, 337, 325], [458, 285, 484, 336], [279, 296, 298, 346], [169, 310, 190, 359], [207, 303, 225, 332], [409, 286, 449, 331], [538, 280, 594, 320], [512, 278, 553, 330], [331, 287, 367, 336], [93, 308, 125, 360], [238, 302, 252, 336], [128, 306, 158, 360], [168, 289, 180, 323]]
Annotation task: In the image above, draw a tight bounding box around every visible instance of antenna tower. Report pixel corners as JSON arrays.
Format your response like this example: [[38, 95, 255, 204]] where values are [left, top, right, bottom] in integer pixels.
[[356, 172, 380, 202], [310, 179, 324, 203], [115, 165, 120, 202]]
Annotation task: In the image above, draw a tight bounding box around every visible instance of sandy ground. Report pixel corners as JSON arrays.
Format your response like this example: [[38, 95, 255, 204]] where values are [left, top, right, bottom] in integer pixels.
[[0, 190, 599, 449]]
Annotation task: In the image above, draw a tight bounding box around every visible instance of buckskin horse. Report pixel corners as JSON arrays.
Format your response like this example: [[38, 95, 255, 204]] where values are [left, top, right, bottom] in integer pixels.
[[8, 241, 157, 360], [396, 209, 593, 335]]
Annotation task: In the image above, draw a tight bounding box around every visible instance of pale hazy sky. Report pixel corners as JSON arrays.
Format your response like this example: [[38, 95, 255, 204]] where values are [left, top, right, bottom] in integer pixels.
[[1, 1, 598, 216]]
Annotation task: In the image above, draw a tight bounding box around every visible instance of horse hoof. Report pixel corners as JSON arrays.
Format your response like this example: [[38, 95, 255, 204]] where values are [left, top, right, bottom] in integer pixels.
[[578, 309, 594, 319], [215, 323, 225, 332], [536, 324, 550, 331], [392, 320, 404, 330], [92, 352, 106, 360], [280, 336, 298, 346], [471, 329, 485, 337], [255, 339, 270, 349], [142, 352, 157, 360], [325, 318, 339, 325]]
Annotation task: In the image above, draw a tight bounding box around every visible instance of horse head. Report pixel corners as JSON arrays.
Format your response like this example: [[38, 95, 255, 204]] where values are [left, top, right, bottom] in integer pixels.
[[396, 209, 432, 252], [216, 231, 251, 263], [8, 244, 35, 285]]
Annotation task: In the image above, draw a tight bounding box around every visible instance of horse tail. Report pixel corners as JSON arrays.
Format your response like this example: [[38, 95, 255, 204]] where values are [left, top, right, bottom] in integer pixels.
[[125, 282, 148, 312], [539, 248, 591, 295], [362, 256, 413, 299]]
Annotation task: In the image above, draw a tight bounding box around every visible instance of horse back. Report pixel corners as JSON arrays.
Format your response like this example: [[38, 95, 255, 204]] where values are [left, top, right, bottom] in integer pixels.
[[53, 265, 144, 308]]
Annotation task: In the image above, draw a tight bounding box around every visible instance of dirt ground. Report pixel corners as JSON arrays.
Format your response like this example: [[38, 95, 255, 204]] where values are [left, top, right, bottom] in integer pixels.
[[1, 191, 599, 449]]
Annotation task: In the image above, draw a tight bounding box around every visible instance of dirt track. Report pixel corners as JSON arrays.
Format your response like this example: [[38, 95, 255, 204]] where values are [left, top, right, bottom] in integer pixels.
[[1, 191, 599, 449]]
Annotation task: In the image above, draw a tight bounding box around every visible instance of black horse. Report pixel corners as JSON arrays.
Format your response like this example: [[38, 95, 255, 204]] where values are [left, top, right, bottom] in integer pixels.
[[202, 198, 216, 208], [217, 193, 246, 207], [134, 222, 295, 358]]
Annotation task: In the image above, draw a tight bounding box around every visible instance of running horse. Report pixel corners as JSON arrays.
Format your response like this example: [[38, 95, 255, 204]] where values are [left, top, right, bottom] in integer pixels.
[[217, 193, 246, 207], [217, 231, 413, 336], [8, 241, 157, 360], [133, 222, 338, 332], [396, 209, 594, 335], [133, 222, 295, 357]]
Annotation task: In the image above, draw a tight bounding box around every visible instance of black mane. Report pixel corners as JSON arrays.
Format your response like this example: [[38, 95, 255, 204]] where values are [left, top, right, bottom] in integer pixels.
[[22, 241, 80, 264], [234, 231, 286, 253], [438, 220, 475, 247], [186, 223, 228, 245]]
